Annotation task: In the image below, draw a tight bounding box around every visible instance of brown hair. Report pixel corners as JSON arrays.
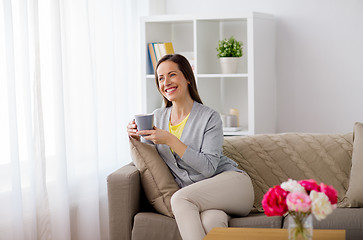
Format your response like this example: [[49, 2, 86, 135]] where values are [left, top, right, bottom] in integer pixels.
[[154, 54, 203, 107]]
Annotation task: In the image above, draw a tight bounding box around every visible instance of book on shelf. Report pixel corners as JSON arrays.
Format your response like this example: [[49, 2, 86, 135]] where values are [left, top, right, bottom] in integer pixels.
[[147, 42, 175, 73], [148, 43, 157, 71], [158, 43, 167, 57], [164, 42, 174, 55], [153, 43, 162, 63]]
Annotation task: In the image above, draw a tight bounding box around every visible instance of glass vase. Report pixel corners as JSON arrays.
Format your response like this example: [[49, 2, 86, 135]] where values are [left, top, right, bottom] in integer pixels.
[[288, 212, 313, 240]]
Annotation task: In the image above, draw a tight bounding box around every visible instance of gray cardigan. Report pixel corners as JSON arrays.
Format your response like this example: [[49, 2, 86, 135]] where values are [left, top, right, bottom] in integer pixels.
[[149, 101, 241, 188]]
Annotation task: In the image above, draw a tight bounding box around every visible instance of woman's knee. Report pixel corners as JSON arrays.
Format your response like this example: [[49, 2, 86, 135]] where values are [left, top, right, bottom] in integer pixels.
[[171, 189, 195, 213], [200, 210, 229, 233]]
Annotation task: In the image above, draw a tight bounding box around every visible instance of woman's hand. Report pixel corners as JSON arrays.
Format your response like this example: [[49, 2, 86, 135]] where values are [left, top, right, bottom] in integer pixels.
[[140, 127, 187, 157], [138, 126, 171, 145], [126, 119, 140, 141]]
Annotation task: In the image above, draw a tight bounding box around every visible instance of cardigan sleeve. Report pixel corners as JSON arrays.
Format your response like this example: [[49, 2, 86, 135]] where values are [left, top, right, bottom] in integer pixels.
[[180, 110, 224, 178]]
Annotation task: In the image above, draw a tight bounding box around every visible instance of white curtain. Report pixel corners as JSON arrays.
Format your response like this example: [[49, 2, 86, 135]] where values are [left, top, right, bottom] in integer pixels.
[[0, 0, 146, 239]]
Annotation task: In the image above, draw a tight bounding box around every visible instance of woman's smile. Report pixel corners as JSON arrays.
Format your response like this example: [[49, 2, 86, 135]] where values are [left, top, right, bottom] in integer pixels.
[[165, 86, 178, 94]]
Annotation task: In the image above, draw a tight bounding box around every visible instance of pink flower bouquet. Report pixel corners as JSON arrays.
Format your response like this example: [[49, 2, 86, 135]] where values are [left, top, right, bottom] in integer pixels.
[[262, 179, 338, 240]]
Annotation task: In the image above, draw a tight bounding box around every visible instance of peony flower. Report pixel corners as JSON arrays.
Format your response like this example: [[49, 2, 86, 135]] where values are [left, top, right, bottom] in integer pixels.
[[298, 179, 320, 194], [263, 178, 337, 225], [320, 183, 338, 205], [286, 192, 311, 212], [310, 190, 334, 220], [281, 179, 306, 194], [262, 185, 288, 216]]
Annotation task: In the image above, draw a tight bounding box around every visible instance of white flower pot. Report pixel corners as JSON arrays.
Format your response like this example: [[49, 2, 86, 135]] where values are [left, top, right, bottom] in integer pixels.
[[219, 57, 240, 74]]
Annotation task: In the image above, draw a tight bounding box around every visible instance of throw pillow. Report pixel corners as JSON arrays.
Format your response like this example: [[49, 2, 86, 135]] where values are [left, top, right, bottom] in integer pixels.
[[346, 122, 363, 207], [129, 137, 179, 217], [223, 132, 353, 212]]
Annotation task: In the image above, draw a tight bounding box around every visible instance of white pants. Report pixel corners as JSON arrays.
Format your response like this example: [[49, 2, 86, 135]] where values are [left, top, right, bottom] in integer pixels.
[[170, 171, 254, 240]]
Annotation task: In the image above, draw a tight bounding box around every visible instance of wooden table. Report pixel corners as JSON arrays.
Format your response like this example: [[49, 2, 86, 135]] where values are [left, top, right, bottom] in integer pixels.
[[203, 227, 346, 240]]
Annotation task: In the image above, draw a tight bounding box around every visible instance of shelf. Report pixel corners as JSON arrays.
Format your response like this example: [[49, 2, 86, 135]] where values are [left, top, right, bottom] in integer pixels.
[[223, 130, 249, 136], [141, 13, 276, 134], [197, 73, 248, 78]]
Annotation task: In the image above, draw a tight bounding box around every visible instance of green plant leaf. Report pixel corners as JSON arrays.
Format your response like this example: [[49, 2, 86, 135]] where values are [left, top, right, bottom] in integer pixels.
[[216, 36, 243, 58]]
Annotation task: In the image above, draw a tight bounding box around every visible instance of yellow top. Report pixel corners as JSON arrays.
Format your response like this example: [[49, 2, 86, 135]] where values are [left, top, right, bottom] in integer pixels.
[[169, 113, 190, 140]]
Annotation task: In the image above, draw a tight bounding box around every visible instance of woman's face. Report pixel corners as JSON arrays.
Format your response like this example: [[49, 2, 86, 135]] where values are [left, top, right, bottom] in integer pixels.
[[157, 61, 190, 103]]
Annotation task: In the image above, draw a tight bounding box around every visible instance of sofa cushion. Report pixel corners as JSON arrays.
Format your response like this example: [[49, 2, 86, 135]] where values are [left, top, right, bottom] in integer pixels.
[[229, 213, 282, 228], [346, 122, 363, 207], [132, 212, 182, 240], [223, 133, 353, 212], [129, 138, 179, 217]]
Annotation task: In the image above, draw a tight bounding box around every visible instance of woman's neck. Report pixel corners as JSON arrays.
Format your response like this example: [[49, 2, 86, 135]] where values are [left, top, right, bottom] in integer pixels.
[[170, 97, 194, 125]]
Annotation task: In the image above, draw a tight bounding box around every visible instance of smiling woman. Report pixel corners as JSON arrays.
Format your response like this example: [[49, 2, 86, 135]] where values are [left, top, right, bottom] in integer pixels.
[[127, 53, 254, 240], [0, 0, 146, 239]]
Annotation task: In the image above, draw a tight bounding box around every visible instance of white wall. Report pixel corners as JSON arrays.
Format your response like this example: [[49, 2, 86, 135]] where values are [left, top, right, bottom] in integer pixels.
[[165, 0, 363, 134]]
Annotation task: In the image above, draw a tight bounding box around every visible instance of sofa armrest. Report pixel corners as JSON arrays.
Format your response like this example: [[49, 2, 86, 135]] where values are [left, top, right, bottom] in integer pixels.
[[107, 163, 140, 240]]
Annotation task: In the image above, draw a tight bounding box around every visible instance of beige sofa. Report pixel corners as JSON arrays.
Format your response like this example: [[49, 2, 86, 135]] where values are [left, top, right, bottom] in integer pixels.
[[107, 132, 363, 240]]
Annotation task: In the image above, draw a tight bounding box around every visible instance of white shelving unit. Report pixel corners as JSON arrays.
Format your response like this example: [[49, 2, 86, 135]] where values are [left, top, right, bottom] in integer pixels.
[[141, 13, 276, 135]]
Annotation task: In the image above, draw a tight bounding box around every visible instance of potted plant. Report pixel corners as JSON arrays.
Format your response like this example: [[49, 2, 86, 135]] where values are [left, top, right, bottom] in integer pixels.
[[216, 36, 243, 74]]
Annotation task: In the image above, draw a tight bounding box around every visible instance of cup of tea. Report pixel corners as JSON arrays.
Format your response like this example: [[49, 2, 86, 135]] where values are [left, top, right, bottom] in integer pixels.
[[134, 114, 154, 135]]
